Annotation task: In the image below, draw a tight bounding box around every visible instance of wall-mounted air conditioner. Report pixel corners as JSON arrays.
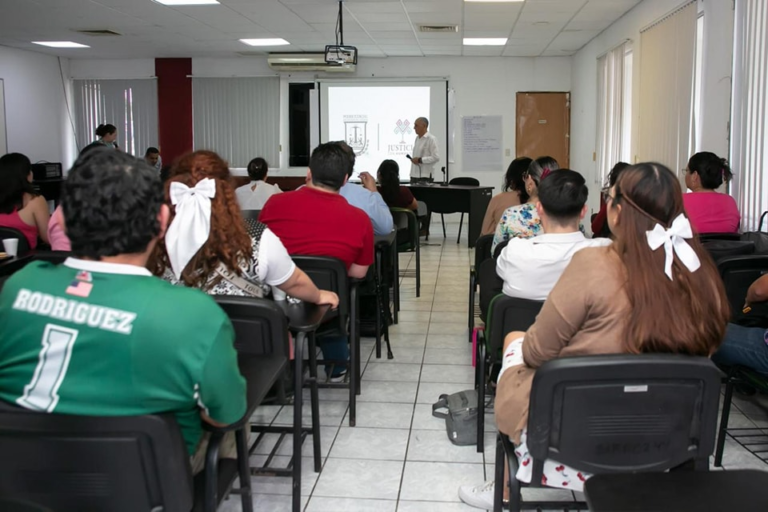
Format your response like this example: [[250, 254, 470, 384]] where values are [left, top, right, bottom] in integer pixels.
[[268, 53, 356, 73]]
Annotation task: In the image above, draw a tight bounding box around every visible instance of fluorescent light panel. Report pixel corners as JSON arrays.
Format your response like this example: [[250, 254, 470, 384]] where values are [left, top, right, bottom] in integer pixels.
[[463, 38, 508, 46], [153, 0, 219, 5], [240, 38, 290, 46], [32, 41, 89, 48]]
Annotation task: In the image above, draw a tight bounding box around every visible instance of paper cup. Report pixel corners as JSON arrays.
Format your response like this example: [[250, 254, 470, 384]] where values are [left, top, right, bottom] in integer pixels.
[[272, 285, 287, 301], [2, 238, 19, 258]]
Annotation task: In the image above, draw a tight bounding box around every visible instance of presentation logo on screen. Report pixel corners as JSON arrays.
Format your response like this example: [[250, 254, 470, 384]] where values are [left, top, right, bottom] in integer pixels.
[[394, 119, 412, 144], [344, 115, 368, 155]]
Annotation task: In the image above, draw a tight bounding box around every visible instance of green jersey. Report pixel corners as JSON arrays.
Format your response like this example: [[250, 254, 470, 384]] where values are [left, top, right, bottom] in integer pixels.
[[0, 259, 246, 454]]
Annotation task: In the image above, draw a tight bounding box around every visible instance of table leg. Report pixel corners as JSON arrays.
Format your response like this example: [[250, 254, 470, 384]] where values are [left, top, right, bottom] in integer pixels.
[[292, 332, 304, 512]]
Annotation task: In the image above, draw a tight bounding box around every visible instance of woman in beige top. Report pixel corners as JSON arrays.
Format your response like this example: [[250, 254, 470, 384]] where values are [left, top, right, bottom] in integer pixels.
[[480, 157, 532, 236], [460, 162, 730, 509]]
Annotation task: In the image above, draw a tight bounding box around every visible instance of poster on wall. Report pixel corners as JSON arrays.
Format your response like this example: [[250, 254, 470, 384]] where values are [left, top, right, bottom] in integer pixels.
[[462, 115, 502, 172], [0, 79, 6, 156]]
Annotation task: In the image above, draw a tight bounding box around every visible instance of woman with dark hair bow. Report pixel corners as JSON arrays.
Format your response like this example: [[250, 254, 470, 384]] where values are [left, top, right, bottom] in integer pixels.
[[682, 151, 740, 233]]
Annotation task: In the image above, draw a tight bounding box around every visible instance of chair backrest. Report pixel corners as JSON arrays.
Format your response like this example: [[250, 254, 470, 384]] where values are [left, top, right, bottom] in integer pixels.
[[717, 255, 768, 319], [31, 250, 72, 265], [390, 207, 419, 252], [0, 227, 32, 257], [0, 401, 193, 512], [699, 233, 742, 242], [474, 234, 494, 272], [291, 255, 351, 330], [486, 294, 543, 354], [214, 295, 289, 357], [449, 177, 480, 187], [526, 355, 721, 476], [478, 258, 503, 320], [493, 239, 510, 259], [702, 240, 755, 262], [241, 209, 261, 221]]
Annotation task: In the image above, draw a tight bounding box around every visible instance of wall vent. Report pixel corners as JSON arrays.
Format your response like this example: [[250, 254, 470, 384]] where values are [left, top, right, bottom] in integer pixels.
[[419, 25, 459, 33], [75, 29, 121, 36]]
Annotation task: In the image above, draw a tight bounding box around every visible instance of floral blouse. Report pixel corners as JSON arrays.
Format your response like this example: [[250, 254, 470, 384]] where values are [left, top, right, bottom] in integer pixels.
[[491, 203, 541, 254]]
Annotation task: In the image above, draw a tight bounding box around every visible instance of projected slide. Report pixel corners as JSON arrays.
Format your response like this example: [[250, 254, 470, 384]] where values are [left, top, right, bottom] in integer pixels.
[[327, 86, 431, 181]]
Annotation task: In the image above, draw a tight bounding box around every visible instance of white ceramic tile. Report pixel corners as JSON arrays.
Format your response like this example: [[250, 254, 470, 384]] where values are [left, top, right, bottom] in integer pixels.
[[306, 497, 397, 512], [342, 402, 415, 429], [313, 458, 405, 500], [364, 362, 422, 382], [358, 380, 420, 403], [329, 426, 410, 461], [272, 399, 349, 427], [423, 347, 472, 365], [417, 382, 472, 404], [407, 429, 484, 463], [399, 461, 485, 502], [426, 334, 472, 349], [411, 403, 448, 431], [420, 364, 475, 384], [397, 501, 479, 512]]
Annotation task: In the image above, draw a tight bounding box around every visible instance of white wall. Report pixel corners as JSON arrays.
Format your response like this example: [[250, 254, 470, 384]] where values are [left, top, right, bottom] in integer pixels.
[[0, 45, 74, 165], [571, 0, 734, 218]]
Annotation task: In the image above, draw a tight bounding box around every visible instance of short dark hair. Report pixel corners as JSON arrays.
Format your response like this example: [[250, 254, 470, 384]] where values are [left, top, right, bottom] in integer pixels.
[[537, 169, 588, 223], [416, 117, 429, 128], [607, 161, 630, 187], [62, 148, 163, 259], [687, 151, 732, 189], [333, 141, 356, 178], [95, 124, 117, 137], [0, 153, 34, 214], [309, 142, 348, 190], [145, 147, 159, 157], [247, 157, 269, 181]]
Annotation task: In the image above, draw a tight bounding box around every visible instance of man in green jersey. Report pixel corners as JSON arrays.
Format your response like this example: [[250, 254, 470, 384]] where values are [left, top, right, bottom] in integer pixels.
[[0, 149, 246, 471]]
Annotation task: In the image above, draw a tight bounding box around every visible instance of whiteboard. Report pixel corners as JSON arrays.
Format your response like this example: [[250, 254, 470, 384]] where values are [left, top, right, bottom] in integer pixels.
[[0, 79, 6, 155], [462, 115, 502, 172]]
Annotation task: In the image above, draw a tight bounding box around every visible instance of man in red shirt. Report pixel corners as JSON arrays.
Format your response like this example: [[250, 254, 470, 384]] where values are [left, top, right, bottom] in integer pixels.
[[260, 142, 374, 379]]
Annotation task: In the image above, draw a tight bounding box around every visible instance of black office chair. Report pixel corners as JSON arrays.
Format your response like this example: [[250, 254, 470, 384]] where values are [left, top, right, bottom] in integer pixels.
[[390, 207, 421, 298], [468, 234, 495, 335], [493, 354, 722, 512], [699, 232, 742, 242], [439, 177, 480, 243], [476, 294, 543, 452], [702, 239, 755, 262], [0, 227, 31, 257], [240, 210, 261, 221], [716, 255, 768, 321], [0, 252, 72, 291], [492, 238, 510, 259], [291, 255, 360, 426]]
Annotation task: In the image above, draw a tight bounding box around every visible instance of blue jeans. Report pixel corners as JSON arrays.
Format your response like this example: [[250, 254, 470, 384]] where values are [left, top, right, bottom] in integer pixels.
[[712, 323, 768, 375], [317, 335, 349, 377]]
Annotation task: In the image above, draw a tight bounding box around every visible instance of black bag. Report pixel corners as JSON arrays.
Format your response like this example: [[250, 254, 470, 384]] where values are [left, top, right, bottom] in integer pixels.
[[742, 211, 768, 255], [432, 390, 478, 446]]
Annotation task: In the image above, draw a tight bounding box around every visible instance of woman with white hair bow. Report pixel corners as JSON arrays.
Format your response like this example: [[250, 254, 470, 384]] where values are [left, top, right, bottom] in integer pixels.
[[152, 150, 338, 308], [460, 162, 729, 509]]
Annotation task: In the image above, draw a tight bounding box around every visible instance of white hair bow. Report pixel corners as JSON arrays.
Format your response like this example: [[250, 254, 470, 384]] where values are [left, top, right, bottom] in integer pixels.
[[645, 214, 701, 280], [165, 178, 216, 280]]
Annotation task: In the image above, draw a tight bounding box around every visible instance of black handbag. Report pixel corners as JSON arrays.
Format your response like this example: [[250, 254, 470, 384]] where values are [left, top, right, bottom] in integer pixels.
[[741, 211, 768, 255]]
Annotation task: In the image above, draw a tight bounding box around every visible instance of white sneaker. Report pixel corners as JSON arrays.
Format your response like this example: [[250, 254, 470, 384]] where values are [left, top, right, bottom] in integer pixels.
[[458, 480, 495, 510]]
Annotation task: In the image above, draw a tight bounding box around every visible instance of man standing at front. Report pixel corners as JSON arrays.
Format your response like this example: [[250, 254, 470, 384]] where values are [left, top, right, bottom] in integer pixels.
[[410, 117, 440, 182]]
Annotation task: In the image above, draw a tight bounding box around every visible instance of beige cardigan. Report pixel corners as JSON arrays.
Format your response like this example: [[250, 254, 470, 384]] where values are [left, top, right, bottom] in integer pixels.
[[494, 246, 630, 443], [481, 192, 522, 236]]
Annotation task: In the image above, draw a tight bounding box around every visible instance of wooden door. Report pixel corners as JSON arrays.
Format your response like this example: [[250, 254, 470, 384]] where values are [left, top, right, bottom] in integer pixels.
[[516, 92, 570, 168]]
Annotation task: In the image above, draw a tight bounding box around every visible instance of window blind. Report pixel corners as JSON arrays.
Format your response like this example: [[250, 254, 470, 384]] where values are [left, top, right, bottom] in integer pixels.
[[596, 42, 629, 185]]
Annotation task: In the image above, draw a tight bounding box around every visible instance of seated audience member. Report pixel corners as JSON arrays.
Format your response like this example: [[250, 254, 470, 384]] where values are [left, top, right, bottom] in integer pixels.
[[260, 142, 374, 380], [80, 123, 118, 155], [683, 151, 740, 233], [145, 146, 161, 170], [481, 157, 532, 236], [377, 159, 429, 235], [496, 170, 612, 301], [336, 142, 393, 236], [460, 162, 729, 509], [0, 152, 50, 249], [591, 161, 629, 238], [160, 164, 172, 184], [151, 150, 338, 309], [47, 205, 70, 251], [235, 157, 282, 210], [491, 156, 559, 254], [712, 273, 768, 374], [0, 149, 246, 474]]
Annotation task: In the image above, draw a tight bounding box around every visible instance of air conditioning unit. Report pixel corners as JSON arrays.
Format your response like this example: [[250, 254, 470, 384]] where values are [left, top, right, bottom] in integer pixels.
[[268, 53, 356, 73]]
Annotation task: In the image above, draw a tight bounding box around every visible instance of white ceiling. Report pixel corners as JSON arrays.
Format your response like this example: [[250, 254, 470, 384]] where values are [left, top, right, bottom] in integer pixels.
[[0, 0, 642, 59]]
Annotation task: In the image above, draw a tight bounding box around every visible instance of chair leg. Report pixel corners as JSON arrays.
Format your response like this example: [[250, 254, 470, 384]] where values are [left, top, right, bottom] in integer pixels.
[[441, 213, 447, 238], [375, 250, 382, 359], [468, 276, 475, 338], [457, 213, 464, 244], [349, 286, 358, 426], [415, 243, 421, 298], [292, 333, 305, 512], [715, 373, 735, 467], [204, 435, 222, 512], [477, 342, 486, 453], [494, 435, 505, 512], [308, 334, 322, 473], [235, 428, 254, 512], [393, 246, 400, 322], [503, 435, 522, 512]]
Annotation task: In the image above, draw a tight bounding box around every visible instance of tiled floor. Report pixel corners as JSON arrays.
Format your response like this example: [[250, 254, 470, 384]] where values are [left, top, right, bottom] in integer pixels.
[[219, 220, 768, 512]]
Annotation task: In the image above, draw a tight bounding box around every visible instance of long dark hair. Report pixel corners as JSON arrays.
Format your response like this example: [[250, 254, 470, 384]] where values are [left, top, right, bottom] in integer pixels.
[[0, 153, 35, 214], [504, 157, 532, 203], [687, 151, 732, 189], [610, 162, 729, 355], [377, 159, 401, 205]]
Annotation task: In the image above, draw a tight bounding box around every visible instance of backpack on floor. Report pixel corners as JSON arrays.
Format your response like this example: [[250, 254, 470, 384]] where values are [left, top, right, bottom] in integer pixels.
[[432, 390, 478, 446]]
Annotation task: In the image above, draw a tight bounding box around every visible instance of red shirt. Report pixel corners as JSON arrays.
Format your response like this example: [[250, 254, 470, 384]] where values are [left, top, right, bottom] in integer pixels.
[[260, 186, 374, 269], [378, 186, 415, 209], [683, 192, 740, 234]]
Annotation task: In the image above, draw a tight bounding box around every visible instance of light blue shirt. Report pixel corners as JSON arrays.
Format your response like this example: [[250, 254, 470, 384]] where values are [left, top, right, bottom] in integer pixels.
[[339, 182, 394, 236]]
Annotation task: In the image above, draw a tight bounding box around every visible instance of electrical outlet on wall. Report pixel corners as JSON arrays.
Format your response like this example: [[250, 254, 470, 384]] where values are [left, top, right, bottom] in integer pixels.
[[505, 148, 511, 157]]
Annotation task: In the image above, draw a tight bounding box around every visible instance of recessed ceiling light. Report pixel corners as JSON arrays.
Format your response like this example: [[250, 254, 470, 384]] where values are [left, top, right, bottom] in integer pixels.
[[240, 38, 290, 46], [463, 38, 508, 46], [32, 41, 90, 48], [153, 0, 219, 5]]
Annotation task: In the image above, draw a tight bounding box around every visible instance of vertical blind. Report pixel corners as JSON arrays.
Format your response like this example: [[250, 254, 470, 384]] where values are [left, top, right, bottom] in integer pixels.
[[73, 79, 159, 157], [731, 0, 768, 231], [192, 77, 280, 168], [636, 1, 697, 174], [596, 42, 629, 185]]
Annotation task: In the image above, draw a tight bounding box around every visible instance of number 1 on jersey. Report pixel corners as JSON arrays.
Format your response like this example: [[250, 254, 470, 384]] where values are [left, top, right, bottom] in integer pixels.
[[17, 324, 79, 412]]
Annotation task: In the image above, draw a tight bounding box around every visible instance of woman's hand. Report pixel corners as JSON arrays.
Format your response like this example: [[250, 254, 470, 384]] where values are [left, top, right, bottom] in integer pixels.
[[317, 290, 339, 309]]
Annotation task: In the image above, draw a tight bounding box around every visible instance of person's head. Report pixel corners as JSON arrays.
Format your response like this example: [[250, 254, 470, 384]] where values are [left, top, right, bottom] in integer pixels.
[[503, 157, 532, 202], [685, 152, 733, 191], [307, 142, 349, 191], [247, 157, 269, 181], [536, 169, 588, 230], [377, 159, 400, 204], [523, 156, 559, 199], [95, 124, 117, 143], [606, 161, 630, 187], [145, 147, 160, 167], [604, 162, 729, 355], [414, 117, 429, 137], [0, 152, 34, 214], [62, 148, 167, 260], [151, 150, 252, 289], [333, 141, 356, 178]]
